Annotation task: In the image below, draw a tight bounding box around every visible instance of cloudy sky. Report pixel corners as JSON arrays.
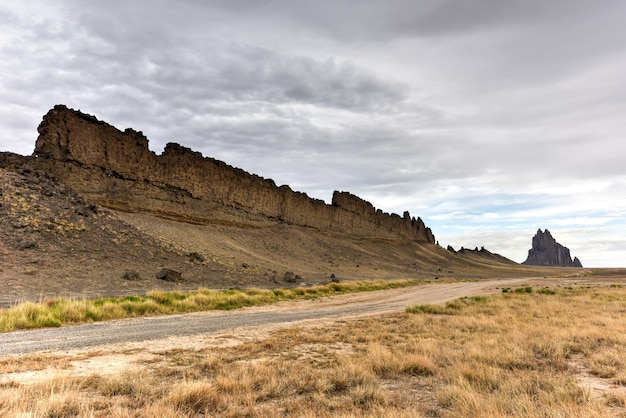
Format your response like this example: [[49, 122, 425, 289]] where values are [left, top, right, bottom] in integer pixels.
[[2, 1, 625, 267]]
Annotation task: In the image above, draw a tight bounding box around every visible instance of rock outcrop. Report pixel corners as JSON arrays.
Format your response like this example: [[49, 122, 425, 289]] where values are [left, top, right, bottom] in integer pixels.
[[31, 105, 435, 243], [522, 229, 582, 267]]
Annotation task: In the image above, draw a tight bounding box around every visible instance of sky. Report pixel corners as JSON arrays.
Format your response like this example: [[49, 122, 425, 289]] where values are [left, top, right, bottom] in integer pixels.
[[1, 1, 625, 267]]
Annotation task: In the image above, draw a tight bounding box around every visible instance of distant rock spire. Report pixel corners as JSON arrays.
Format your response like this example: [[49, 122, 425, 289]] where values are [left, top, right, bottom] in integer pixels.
[[522, 229, 582, 267]]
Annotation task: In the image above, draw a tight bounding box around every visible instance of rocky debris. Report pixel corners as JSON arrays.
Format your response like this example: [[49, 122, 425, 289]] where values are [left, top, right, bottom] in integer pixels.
[[15, 237, 37, 250], [447, 245, 456, 253], [75, 203, 98, 217], [156, 268, 182, 282], [12, 220, 28, 229], [31, 105, 435, 243], [283, 271, 297, 283], [188, 252, 205, 263], [522, 229, 583, 267], [123, 270, 141, 281]]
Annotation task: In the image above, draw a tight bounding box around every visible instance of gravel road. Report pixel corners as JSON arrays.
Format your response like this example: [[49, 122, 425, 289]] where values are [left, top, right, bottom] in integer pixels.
[[0, 278, 538, 357]]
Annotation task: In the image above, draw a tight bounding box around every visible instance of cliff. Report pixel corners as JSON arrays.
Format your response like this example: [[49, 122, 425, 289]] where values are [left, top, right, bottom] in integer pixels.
[[522, 229, 582, 267], [31, 105, 435, 243]]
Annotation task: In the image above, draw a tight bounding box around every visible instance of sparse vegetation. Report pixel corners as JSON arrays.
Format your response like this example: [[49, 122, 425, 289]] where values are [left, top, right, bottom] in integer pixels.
[[538, 287, 557, 295], [0, 279, 424, 332], [1, 285, 625, 416], [514, 285, 534, 294]]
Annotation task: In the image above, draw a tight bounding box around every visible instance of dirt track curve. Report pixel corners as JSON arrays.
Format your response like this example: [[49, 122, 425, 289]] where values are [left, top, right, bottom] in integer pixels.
[[0, 278, 541, 357]]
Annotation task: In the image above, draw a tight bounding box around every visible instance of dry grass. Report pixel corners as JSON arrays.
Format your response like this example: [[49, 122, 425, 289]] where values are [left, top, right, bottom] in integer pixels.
[[0, 279, 423, 332], [1, 285, 626, 417]]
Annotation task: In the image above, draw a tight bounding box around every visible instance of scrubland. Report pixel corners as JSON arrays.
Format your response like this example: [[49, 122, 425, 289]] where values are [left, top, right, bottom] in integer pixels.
[[1, 284, 625, 417]]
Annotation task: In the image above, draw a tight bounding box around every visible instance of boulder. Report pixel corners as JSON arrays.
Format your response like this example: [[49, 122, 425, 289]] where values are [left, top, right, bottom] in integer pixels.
[[283, 271, 297, 283], [157, 268, 182, 282], [188, 252, 205, 263], [123, 270, 141, 281], [16, 238, 37, 250]]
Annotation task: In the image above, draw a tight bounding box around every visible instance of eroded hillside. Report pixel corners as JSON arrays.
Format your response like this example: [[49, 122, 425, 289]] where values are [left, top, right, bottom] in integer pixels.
[[0, 166, 242, 305]]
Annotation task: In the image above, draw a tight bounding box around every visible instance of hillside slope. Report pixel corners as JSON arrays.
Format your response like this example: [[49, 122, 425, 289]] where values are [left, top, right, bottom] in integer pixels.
[[0, 166, 239, 305]]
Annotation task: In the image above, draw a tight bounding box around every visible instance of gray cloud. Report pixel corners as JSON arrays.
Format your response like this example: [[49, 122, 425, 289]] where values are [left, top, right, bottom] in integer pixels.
[[192, 0, 624, 46], [1, 0, 626, 266]]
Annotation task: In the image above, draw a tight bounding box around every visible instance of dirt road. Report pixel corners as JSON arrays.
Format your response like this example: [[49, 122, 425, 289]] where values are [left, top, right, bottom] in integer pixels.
[[0, 278, 540, 357]]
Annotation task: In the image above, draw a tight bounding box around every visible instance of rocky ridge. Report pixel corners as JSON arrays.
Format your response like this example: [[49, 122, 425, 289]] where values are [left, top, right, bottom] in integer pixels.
[[522, 229, 582, 267], [32, 105, 435, 243]]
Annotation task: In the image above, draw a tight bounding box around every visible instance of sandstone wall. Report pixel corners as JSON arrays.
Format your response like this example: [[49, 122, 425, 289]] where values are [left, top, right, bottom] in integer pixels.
[[33, 105, 435, 242]]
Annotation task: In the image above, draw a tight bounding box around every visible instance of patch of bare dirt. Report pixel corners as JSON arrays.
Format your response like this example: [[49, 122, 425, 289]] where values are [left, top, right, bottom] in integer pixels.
[[0, 321, 310, 386], [569, 354, 626, 401]]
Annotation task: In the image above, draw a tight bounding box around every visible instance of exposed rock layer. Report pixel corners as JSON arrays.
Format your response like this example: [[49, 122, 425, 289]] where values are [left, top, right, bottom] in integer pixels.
[[522, 229, 582, 267], [32, 105, 435, 242]]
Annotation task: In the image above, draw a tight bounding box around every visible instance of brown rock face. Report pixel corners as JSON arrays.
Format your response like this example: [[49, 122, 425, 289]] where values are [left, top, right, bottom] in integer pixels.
[[522, 229, 582, 267], [33, 105, 435, 243]]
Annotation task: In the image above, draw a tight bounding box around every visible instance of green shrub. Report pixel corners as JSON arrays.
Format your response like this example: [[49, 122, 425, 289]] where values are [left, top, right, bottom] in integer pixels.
[[85, 310, 100, 321]]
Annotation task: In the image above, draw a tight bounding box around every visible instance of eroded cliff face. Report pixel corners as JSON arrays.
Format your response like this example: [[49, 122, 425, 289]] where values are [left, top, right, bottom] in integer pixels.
[[33, 105, 435, 242]]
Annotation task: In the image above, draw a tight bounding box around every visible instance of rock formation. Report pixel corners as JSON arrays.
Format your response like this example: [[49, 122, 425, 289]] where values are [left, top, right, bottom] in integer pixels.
[[31, 105, 435, 243], [522, 229, 582, 267]]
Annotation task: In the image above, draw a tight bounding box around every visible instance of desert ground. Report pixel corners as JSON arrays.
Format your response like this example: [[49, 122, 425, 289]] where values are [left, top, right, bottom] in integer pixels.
[[1, 272, 625, 416]]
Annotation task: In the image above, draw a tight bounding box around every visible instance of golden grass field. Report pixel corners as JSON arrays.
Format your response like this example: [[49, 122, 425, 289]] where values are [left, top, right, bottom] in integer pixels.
[[1, 282, 625, 417]]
